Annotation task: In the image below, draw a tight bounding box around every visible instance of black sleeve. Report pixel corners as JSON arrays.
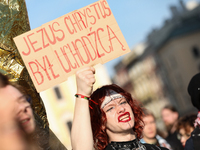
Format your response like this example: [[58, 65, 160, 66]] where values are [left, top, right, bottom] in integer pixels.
[[104, 144, 113, 150], [191, 127, 200, 150], [185, 137, 194, 150]]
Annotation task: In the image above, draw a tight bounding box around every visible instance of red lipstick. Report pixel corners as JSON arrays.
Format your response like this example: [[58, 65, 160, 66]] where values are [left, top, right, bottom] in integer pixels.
[[118, 112, 131, 122]]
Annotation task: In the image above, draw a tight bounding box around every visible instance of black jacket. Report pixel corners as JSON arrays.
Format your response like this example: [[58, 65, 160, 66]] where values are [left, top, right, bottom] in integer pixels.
[[104, 139, 169, 150], [185, 126, 200, 150]]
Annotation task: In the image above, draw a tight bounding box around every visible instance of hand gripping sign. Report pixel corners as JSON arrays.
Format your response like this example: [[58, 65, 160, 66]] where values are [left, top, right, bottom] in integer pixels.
[[14, 0, 130, 92]]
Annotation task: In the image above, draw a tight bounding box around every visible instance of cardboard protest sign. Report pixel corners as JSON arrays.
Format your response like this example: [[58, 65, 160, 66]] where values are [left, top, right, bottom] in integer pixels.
[[14, 0, 130, 92]]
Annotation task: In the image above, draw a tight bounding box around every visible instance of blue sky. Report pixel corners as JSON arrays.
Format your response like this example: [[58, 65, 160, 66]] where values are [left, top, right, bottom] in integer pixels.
[[25, 0, 200, 77]]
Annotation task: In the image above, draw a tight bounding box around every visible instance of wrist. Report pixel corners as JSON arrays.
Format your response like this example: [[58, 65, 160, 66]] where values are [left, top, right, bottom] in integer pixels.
[[75, 94, 91, 100], [76, 90, 91, 97], [75, 93, 98, 109]]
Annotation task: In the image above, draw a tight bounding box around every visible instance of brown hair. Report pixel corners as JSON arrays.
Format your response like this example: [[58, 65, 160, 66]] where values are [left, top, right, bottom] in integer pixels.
[[0, 72, 9, 88], [0, 72, 31, 103], [162, 105, 178, 113], [177, 114, 196, 133], [143, 109, 155, 120]]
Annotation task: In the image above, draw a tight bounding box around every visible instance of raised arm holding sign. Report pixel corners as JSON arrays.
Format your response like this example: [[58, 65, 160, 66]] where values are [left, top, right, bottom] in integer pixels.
[[72, 66, 169, 150], [14, 0, 130, 92]]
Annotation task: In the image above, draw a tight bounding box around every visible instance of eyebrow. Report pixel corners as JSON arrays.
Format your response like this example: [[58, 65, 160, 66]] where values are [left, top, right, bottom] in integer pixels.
[[119, 97, 125, 102], [104, 101, 115, 108], [17, 95, 27, 102]]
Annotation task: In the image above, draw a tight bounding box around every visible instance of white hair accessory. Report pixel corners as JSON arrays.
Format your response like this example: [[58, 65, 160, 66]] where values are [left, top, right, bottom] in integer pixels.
[[101, 90, 124, 109]]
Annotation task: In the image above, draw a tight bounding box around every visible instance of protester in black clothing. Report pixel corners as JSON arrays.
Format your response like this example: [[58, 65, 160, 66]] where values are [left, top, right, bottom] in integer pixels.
[[71, 67, 169, 150], [185, 72, 200, 150], [161, 105, 184, 150]]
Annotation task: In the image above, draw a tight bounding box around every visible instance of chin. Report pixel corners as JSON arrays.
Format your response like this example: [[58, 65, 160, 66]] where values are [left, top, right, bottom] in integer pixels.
[[129, 120, 135, 127], [148, 133, 156, 138], [25, 127, 34, 134], [147, 135, 155, 139], [123, 121, 134, 130], [25, 123, 36, 134]]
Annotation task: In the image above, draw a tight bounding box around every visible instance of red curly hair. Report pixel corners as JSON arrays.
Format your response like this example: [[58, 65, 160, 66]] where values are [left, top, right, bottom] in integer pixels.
[[89, 84, 144, 150]]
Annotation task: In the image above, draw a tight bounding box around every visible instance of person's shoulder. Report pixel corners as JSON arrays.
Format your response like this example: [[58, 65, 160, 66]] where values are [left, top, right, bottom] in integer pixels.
[[143, 143, 169, 150], [104, 144, 112, 150], [185, 137, 194, 150]]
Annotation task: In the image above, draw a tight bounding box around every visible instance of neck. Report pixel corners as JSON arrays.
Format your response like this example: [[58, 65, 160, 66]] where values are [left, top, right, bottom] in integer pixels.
[[143, 136, 157, 144], [107, 129, 136, 142]]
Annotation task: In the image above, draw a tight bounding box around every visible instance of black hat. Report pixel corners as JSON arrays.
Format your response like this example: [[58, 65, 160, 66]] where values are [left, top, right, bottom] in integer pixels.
[[188, 73, 200, 110]]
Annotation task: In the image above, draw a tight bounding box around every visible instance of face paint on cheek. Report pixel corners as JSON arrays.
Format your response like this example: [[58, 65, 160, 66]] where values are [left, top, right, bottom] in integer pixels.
[[128, 118, 132, 128], [124, 104, 133, 128]]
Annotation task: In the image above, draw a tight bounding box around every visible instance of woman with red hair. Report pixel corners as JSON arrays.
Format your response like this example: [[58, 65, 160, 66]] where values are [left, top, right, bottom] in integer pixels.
[[71, 67, 168, 150]]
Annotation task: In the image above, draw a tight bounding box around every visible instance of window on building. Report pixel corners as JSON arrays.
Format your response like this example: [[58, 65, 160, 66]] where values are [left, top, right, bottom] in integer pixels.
[[192, 46, 200, 58], [54, 87, 62, 99], [66, 121, 72, 133]]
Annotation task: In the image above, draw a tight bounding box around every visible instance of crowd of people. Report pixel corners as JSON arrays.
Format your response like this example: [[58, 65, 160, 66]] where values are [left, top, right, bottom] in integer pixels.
[[70, 67, 200, 150], [71, 67, 168, 150], [0, 66, 199, 150], [140, 109, 172, 149]]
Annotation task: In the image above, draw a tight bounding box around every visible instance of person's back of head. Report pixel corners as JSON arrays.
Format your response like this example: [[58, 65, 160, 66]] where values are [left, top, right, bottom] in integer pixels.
[[187, 72, 200, 111], [185, 73, 200, 150]]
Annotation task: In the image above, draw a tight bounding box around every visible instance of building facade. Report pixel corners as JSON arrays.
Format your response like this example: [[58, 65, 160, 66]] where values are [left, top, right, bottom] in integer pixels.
[[113, 1, 200, 130]]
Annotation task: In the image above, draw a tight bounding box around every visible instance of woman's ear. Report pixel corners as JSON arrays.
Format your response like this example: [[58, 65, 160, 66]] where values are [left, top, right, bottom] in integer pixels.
[[101, 123, 107, 132], [102, 124, 106, 130]]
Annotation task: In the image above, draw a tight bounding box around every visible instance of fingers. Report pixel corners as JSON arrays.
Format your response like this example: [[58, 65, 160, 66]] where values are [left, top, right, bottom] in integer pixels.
[[85, 75, 96, 86], [76, 67, 95, 82], [76, 66, 95, 75], [76, 67, 96, 96], [80, 70, 95, 83]]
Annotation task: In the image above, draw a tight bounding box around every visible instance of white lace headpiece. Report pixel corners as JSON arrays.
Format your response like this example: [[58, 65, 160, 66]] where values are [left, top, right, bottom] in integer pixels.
[[101, 90, 124, 109]]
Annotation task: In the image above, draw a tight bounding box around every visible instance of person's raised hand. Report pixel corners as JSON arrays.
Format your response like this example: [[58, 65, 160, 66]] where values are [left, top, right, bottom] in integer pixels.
[[76, 67, 95, 97]]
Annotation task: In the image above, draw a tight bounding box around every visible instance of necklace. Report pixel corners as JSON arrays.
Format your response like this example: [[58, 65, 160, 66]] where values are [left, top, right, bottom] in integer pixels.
[[110, 139, 146, 150]]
